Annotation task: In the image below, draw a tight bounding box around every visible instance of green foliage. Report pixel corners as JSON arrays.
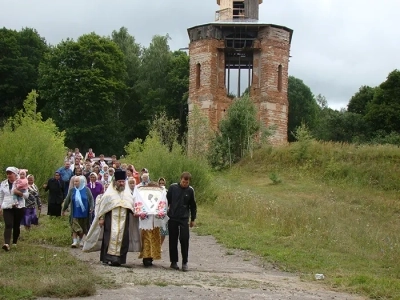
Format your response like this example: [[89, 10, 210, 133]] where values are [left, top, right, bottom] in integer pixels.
[[124, 119, 215, 203], [369, 130, 400, 145], [365, 70, 400, 134], [208, 95, 260, 169], [313, 109, 369, 143], [149, 111, 180, 151], [0, 216, 100, 299], [111, 27, 143, 143], [0, 91, 65, 186], [269, 172, 282, 184], [0, 27, 48, 123], [347, 85, 376, 115], [288, 76, 320, 142], [166, 51, 190, 137], [198, 167, 400, 298], [38, 33, 128, 155], [290, 123, 314, 162], [135, 35, 172, 129], [187, 104, 214, 160]]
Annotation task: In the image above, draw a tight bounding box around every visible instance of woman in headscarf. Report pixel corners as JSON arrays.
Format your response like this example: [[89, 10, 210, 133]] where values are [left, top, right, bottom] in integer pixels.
[[62, 176, 94, 248], [43, 171, 64, 217], [21, 174, 42, 230], [87, 172, 104, 223]]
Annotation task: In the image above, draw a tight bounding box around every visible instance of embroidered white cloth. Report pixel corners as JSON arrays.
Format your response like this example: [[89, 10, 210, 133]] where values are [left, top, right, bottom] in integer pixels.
[[133, 186, 168, 230]]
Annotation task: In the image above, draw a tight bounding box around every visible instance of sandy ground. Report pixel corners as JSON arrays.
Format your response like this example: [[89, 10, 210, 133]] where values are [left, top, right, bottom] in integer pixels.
[[37, 228, 366, 300]]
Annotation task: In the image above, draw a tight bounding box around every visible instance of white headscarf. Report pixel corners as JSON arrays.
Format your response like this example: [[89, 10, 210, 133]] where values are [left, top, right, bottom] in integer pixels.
[[74, 176, 87, 212]]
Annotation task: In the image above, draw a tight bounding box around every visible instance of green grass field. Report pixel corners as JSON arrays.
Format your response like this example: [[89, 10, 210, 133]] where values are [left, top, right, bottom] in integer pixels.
[[1, 141, 400, 299]]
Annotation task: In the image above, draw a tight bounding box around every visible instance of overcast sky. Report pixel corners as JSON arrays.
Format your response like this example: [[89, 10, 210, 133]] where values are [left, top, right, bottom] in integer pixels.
[[1, 0, 398, 110]]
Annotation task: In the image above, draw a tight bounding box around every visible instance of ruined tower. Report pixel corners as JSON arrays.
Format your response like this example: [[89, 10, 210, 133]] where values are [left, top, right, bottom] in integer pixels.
[[187, 0, 293, 152]]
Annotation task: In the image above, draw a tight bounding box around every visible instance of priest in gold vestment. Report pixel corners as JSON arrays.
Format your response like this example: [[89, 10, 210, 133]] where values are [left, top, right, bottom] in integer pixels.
[[83, 170, 141, 266]]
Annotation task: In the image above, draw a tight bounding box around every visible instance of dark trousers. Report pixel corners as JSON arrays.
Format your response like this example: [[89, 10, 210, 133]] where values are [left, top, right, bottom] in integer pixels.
[[3, 207, 25, 245], [63, 181, 70, 198], [168, 219, 190, 264]]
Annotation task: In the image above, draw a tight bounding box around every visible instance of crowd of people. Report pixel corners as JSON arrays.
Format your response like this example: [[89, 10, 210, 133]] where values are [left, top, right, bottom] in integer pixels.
[[0, 148, 197, 272]]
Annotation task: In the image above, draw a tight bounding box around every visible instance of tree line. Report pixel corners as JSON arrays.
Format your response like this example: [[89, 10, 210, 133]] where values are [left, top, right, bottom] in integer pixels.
[[288, 70, 400, 144], [1, 26, 399, 160], [0, 27, 188, 155]]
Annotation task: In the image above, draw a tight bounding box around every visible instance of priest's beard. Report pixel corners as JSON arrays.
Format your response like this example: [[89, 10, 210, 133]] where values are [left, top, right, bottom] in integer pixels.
[[113, 182, 125, 192]]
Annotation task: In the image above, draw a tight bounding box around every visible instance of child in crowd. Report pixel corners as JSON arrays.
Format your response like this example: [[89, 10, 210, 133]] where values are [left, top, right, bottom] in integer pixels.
[[13, 169, 28, 207]]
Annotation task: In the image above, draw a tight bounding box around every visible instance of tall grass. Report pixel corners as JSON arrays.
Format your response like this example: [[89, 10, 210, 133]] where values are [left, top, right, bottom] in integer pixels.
[[195, 140, 400, 299], [239, 141, 400, 191]]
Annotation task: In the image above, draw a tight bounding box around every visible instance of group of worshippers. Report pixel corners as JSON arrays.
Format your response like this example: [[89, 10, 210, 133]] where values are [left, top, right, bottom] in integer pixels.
[[66, 166, 197, 272], [0, 148, 197, 271]]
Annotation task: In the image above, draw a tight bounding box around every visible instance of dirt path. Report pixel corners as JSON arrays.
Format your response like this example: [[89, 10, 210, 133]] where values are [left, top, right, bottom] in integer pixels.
[[38, 229, 366, 300]]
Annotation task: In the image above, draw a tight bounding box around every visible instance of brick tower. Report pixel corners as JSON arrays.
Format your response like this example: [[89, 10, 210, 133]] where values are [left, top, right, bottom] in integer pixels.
[[187, 0, 293, 153]]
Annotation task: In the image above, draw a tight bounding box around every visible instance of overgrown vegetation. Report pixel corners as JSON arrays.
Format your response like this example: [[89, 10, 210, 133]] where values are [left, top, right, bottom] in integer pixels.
[[0, 91, 65, 185], [195, 138, 400, 299], [123, 117, 216, 204], [207, 95, 274, 170]]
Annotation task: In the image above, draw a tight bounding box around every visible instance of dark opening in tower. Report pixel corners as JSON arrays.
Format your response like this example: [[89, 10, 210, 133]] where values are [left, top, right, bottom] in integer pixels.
[[223, 29, 256, 97], [233, 1, 245, 19]]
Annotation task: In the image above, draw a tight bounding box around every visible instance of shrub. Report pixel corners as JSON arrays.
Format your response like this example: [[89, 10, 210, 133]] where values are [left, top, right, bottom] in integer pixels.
[[0, 91, 65, 188], [123, 130, 215, 204]]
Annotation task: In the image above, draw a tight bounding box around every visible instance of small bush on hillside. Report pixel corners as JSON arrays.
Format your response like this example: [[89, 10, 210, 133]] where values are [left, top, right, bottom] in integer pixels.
[[0, 91, 65, 187], [269, 172, 282, 184], [208, 95, 261, 169], [290, 123, 314, 163]]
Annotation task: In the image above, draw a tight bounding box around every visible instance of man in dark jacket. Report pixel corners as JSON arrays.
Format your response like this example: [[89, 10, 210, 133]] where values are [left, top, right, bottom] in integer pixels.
[[167, 172, 197, 272]]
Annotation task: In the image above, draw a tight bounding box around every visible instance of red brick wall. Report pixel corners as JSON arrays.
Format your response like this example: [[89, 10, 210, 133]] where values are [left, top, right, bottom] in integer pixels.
[[188, 24, 292, 148]]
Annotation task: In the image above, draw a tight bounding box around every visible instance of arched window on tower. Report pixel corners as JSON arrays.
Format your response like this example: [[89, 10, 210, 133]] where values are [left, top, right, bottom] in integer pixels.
[[196, 63, 201, 89], [278, 64, 283, 92]]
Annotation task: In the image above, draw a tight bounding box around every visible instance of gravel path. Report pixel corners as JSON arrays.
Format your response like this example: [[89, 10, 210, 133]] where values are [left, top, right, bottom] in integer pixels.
[[38, 229, 366, 300]]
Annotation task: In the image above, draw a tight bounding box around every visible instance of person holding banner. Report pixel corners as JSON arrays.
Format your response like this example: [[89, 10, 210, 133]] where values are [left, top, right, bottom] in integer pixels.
[[134, 181, 168, 267]]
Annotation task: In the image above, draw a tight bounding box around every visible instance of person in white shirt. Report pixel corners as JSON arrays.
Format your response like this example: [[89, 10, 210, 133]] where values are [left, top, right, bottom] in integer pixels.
[[0, 167, 29, 251]]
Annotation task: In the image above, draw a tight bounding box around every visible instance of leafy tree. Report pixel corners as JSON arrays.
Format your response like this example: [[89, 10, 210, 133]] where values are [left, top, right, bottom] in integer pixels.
[[38, 33, 128, 155], [0, 90, 65, 186], [0, 27, 48, 123], [111, 27, 142, 142], [166, 51, 189, 137], [135, 35, 173, 137], [315, 94, 328, 110], [287, 76, 319, 141], [365, 70, 400, 134], [208, 95, 260, 169], [347, 85, 376, 115]]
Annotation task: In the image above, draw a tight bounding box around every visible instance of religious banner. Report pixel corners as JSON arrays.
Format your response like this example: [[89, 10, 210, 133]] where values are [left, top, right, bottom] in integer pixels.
[[133, 186, 167, 218]]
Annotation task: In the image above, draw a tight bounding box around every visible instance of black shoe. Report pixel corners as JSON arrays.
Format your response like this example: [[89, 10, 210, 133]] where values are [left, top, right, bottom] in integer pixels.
[[143, 258, 153, 267], [2, 244, 10, 252], [182, 263, 188, 272], [170, 262, 179, 270]]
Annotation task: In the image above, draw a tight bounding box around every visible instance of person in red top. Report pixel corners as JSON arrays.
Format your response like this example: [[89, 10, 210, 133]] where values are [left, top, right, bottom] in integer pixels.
[[84, 148, 95, 161]]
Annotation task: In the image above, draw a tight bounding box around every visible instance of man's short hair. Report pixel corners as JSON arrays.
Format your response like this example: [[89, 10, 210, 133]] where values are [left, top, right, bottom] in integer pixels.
[[180, 172, 192, 180]]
